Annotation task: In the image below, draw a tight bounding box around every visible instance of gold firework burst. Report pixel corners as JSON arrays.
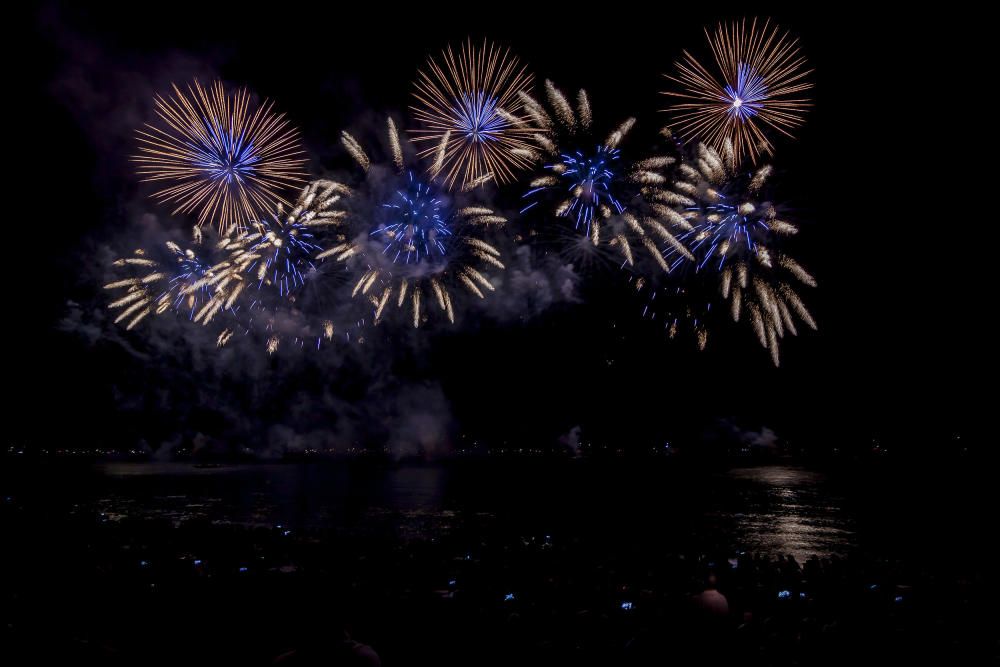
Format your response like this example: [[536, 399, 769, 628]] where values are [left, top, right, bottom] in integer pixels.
[[663, 18, 812, 165], [134, 80, 307, 233], [410, 40, 536, 190]]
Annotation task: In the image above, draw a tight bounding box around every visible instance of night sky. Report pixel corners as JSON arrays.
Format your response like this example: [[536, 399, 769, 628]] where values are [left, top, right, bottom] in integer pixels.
[[11, 4, 983, 456]]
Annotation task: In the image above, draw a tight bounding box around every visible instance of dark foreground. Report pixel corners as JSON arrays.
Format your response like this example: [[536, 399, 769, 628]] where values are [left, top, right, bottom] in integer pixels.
[[2, 461, 997, 664]]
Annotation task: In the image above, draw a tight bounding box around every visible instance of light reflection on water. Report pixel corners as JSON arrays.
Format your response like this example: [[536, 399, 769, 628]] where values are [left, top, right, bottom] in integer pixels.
[[84, 462, 855, 559], [725, 465, 854, 561]]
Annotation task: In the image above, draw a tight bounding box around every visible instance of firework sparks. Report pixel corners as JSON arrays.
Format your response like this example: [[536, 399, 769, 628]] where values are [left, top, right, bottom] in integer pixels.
[[216, 328, 234, 347], [105, 228, 246, 328], [217, 179, 359, 349], [372, 170, 451, 265], [663, 18, 812, 165], [519, 81, 691, 272], [642, 140, 816, 365], [106, 182, 366, 353], [227, 179, 349, 299], [320, 117, 506, 327], [410, 39, 536, 190], [134, 80, 307, 233], [106, 283, 153, 330]]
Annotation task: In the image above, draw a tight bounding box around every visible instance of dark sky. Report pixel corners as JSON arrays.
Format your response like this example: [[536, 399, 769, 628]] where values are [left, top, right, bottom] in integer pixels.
[[10, 4, 984, 456]]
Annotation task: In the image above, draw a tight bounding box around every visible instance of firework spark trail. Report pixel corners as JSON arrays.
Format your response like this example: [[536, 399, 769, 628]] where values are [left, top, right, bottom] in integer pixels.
[[459, 173, 494, 193], [779, 255, 816, 287], [387, 117, 404, 171], [458, 207, 493, 217], [430, 131, 451, 180], [410, 39, 536, 190], [577, 90, 592, 129], [341, 132, 370, 171], [545, 80, 576, 128], [324, 117, 507, 328], [134, 80, 306, 233], [663, 18, 812, 165], [216, 328, 234, 347], [605, 118, 635, 150], [647, 139, 816, 364], [519, 81, 692, 271]]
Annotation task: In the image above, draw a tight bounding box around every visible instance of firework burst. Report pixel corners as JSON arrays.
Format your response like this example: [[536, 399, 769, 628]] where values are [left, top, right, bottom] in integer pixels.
[[227, 180, 349, 297], [105, 228, 247, 329], [639, 140, 816, 365], [107, 181, 369, 352], [319, 118, 507, 327], [663, 18, 812, 165], [519, 82, 693, 272], [134, 80, 307, 233], [410, 40, 536, 190], [224, 179, 363, 349]]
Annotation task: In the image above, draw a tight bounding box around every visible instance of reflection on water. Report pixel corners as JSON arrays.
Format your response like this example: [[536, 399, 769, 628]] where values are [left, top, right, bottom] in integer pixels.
[[726, 466, 855, 561], [97, 463, 262, 476], [21, 462, 864, 559]]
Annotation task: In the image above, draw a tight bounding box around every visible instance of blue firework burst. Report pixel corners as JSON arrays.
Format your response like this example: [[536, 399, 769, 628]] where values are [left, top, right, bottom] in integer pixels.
[[722, 63, 767, 122], [522, 145, 625, 238], [453, 91, 505, 144], [245, 217, 324, 298], [670, 192, 771, 274], [372, 171, 453, 266]]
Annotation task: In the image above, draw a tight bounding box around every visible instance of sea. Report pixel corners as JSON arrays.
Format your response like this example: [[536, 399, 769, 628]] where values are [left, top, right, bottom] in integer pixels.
[[2, 458, 989, 562]]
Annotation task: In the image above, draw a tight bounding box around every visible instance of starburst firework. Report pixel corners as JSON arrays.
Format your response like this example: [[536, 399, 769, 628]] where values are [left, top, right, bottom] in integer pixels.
[[663, 18, 812, 165], [134, 80, 307, 233], [410, 40, 536, 190]]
